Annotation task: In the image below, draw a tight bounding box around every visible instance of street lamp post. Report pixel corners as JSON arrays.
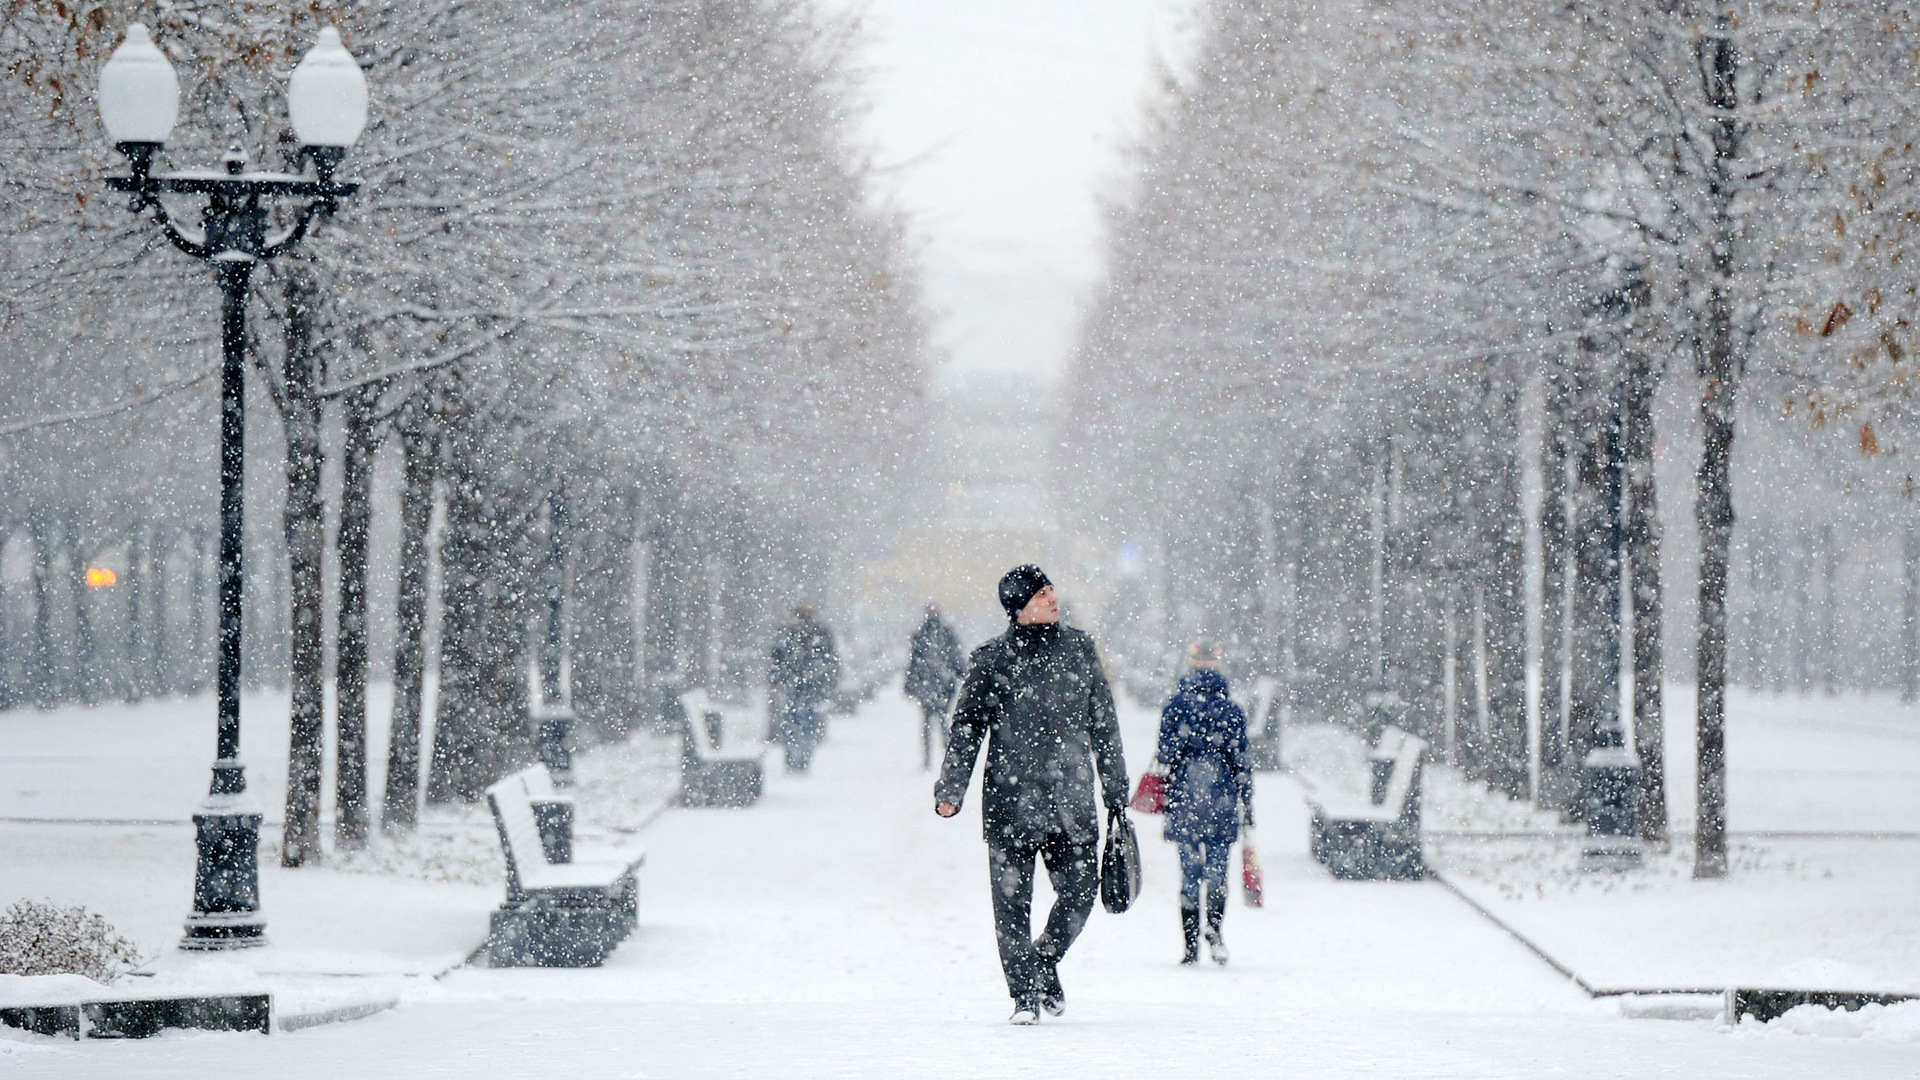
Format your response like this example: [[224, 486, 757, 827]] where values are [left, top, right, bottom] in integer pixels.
[[1578, 269, 1642, 873], [97, 23, 368, 950]]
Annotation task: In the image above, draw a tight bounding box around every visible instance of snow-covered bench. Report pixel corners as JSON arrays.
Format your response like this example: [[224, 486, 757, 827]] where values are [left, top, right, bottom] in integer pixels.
[[1240, 675, 1285, 771], [1301, 726, 1425, 880], [677, 688, 766, 808], [484, 766, 644, 967]]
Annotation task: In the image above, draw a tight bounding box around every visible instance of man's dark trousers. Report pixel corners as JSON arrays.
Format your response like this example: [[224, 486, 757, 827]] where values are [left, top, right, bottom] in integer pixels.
[[988, 832, 1099, 1001], [920, 703, 945, 770]]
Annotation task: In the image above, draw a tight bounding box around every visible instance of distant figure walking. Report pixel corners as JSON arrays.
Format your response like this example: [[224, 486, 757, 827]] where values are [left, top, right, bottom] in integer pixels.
[[904, 603, 963, 770], [770, 606, 840, 773], [1153, 642, 1253, 965], [935, 565, 1130, 1025]]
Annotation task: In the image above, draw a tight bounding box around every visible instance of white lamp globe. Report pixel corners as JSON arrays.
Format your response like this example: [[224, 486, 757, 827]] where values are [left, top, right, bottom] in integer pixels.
[[98, 23, 180, 145], [288, 28, 368, 148]]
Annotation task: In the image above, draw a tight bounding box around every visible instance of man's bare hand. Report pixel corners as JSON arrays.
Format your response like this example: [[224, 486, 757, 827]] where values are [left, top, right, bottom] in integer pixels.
[[935, 801, 959, 818]]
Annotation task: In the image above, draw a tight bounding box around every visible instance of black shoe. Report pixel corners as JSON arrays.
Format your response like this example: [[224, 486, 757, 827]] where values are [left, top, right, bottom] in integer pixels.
[[1038, 959, 1065, 1016], [1010, 998, 1040, 1025], [1180, 904, 1201, 965]]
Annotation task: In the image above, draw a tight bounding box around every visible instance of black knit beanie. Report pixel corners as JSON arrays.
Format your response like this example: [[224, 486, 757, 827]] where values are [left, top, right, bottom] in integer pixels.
[[998, 564, 1052, 621]]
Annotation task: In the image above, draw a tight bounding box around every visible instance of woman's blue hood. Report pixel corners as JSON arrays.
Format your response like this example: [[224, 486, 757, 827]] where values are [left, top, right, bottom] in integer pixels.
[[1176, 667, 1229, 699]]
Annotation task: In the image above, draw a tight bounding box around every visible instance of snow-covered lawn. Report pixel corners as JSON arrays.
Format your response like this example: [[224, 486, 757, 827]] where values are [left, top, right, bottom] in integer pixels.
[[3, 687, 1917, 1075], [1424, 685, 1920, 996], [0, 684, 414, 827]]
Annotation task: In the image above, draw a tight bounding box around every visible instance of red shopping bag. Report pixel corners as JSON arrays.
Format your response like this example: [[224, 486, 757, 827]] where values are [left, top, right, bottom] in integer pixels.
[[1129, 771, 1167, 814], [1241, 839, 1265, 908]]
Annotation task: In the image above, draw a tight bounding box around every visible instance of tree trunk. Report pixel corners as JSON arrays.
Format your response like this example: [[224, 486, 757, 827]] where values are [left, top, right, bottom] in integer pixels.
[[149, 529, 172, 698], [644, 496, 683, 704], [1761, 535, 1786, 694], [426, 386, 537, 802], [1694, 23, 1738, 880], [265, 535, 291, 690], [716, 504, 760, 701], [280, 267, 327, 868], [1252, 482, 1280, 684], [429, 386, 490, 804], [66, 525, 97, 707], [1538, 351, 1575, 814], [29, 513, 56, 707], [187, 527, 210, 694], [244, 545, 269, 695], [476, 535, 537, 783], [1399, 400, 1456, 753], [1903, 518, 1919, 704], [1480, 365, 1529, 798], [681, 552, 716, 691], [383, 395, 438, 834], [123, 525, 146, 703], [1369, 440, 1387, 693], [333, 385, 379, 850], [1820, 524, 1838, 696], [1789, 528, 1811, 694], [1443, 592, 1464, 766], [1623, 329, 1668, 845], [1366, 435, 1395, 749], [1696, 343, 1735, 877], [0, 525, 14, 711], [1278, 457, 1304, 731], [569, 479, 638, 739]]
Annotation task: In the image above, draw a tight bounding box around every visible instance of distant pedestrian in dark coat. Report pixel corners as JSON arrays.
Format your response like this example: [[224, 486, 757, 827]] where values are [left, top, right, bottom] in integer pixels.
[[770, 606, 840, 772], [905, 603, 964, 770], [935, 565, 1130, 1026], [1153, 643, 1252, 965]]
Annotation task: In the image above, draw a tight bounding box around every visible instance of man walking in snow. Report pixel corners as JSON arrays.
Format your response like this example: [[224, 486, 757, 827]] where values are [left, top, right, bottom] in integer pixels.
[[905, 602, 964, 769], [770, 605, 840, 772], [934, 565, 1130, 1025]]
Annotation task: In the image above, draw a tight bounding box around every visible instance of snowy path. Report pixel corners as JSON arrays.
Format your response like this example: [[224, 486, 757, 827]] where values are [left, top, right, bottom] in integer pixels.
[[8, 690, 1916, 1076]]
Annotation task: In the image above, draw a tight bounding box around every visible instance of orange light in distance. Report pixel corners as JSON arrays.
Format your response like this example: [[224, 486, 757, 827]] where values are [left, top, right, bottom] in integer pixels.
[[85, 567, 118, 588]]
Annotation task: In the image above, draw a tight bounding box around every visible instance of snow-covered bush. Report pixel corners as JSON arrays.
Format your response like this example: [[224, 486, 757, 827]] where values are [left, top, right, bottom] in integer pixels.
[[0, 900, 142, 983]]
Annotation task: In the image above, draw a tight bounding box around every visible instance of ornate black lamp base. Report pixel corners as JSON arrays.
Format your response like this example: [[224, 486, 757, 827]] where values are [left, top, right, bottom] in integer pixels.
[[180, 803, 268, 951]]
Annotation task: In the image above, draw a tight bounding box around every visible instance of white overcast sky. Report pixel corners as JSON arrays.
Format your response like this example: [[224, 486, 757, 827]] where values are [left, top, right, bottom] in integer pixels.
[[817, 0, 1202, 382]]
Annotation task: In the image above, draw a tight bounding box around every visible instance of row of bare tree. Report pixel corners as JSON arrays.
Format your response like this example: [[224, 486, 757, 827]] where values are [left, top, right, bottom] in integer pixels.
[[1065, 0, 1920, 874], [0, 0, 928, 863]]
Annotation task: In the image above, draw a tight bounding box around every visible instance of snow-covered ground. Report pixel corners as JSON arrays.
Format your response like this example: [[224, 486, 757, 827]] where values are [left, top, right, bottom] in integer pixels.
[[0, 684, 410, 828], [1421, 685, 1920, 997], [4, 687, 1918, 1076]]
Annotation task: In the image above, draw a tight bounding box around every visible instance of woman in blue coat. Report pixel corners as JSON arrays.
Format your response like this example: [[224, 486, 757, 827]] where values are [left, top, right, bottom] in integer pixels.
[[1153, 646, 1253, 965]]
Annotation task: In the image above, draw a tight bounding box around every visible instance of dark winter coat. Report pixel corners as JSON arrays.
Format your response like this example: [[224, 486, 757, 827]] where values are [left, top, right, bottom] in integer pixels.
[[1156, 668, 1253, 845], [770, 616, 841, 707], [904, 612, 963, 711], [936, 622, 1130, 848]]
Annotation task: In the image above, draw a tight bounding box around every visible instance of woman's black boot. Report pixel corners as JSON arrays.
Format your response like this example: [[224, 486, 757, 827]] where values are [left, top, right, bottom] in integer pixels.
[[1180, 902, 1201, 965], [1204, 887, 1229, 965]]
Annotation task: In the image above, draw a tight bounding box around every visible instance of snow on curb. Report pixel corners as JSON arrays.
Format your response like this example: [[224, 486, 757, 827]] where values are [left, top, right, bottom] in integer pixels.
[[1758, 1000, 1920, 1041], [278, 997, 398, 1032]]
